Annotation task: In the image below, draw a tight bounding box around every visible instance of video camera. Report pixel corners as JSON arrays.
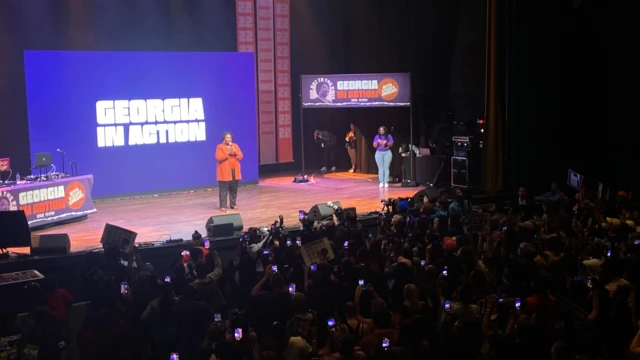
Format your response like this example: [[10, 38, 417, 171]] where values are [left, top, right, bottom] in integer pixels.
[[326, 201, 346, 224]]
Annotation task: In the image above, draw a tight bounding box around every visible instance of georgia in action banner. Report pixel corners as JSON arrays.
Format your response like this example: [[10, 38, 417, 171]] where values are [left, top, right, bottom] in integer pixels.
[[301, 73, 411, 108]]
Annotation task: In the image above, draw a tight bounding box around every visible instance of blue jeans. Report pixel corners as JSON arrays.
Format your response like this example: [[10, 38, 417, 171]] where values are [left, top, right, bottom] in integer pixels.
[[375, 150, 392, 183]]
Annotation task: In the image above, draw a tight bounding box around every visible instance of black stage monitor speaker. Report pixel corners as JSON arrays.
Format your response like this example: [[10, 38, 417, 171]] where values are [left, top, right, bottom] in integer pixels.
[[30, 234, 70, 256], [451, 157, 469, 188], [206, 213, 243, 238], [413, 188, 442, 205], [343, 207, 357, 216], [308, 202, 341, 222], [0, 211, 31, 248]]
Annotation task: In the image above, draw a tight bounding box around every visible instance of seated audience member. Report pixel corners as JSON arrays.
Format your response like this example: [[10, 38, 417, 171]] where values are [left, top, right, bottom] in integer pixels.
[[22, 307, 69, 360], [0, 305, 22, 360], [40, 277, 74, 327]]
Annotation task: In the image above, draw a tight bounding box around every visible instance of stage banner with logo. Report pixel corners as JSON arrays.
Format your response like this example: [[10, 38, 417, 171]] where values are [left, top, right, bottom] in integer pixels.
[[0, 175, 97, 228], [255, 0, 277, 164], [301, 73, 411, 108], [274, 0, 293, 162]]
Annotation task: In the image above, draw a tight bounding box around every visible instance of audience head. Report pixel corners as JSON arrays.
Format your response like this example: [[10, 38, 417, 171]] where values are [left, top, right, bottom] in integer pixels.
[[269, 271, 286, 291], [105, 245, 120, 264], [195, 260, 208, 280]]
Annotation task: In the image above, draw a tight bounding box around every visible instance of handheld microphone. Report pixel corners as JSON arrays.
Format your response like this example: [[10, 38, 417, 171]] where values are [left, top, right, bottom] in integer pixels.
[[57, 149, 66, 154]]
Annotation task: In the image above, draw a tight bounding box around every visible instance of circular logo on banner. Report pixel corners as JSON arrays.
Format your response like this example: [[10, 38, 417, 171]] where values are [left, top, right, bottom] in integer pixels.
[[65, 181, 86, 210], [0, 191, 17, 211], [309, 78, 335, 103], [378, 78, 400, 101]]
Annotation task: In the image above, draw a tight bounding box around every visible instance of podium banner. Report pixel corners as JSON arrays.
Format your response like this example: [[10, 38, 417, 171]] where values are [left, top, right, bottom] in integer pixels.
[[301, 73, 411, 108], [0, 175, 97, 228]]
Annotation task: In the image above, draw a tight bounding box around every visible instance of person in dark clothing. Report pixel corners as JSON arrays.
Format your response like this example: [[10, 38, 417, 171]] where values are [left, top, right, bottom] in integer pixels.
[[345, 123, 358, 172], [250, 269, 293, 340], [314, 128, 338, 171]]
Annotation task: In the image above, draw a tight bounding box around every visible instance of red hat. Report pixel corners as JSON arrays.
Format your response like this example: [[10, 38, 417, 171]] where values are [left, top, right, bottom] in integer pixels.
[[444, 238, 458, 253]]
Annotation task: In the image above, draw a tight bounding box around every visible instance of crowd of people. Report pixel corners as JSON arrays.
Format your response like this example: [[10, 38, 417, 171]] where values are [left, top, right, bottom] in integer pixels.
[[2, 181, 640, 360]]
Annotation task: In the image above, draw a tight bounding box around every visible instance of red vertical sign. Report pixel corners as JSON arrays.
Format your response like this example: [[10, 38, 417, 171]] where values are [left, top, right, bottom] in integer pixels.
[[235, 0, 255, 52], [255, 0, 277, 164], [274, 0, 293, 162]]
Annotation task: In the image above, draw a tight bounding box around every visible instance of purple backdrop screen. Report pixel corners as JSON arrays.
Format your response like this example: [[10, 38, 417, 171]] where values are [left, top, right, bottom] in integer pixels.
[[23, 51, 258, 197]]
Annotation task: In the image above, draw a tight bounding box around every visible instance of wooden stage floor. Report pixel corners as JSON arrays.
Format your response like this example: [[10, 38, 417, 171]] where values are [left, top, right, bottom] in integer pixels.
[[31, 172, 423, 252]]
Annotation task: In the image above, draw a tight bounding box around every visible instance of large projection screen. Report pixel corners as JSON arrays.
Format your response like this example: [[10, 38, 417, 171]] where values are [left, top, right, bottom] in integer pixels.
[[24, 51, 258, 198]]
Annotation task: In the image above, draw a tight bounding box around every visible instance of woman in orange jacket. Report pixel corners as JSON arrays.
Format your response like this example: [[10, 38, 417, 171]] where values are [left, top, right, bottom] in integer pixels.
[[215, 132, 243, 211]]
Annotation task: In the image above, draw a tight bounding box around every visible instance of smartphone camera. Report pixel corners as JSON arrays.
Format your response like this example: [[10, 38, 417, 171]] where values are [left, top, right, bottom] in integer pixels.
[[382, 337, 390, 350], [271, 265, 278, 273], [343, 241, 349, 249], [442, 267, 448, 277], [634, 239, 640, 245], [288, 283, 296, 295], [164, 276, 171, 283], [296, 237, 302, 247], [263, 249, 271, 255], [327, 318, 335, 327], [502, 226, 507, 231], [359, 279, 367, 290], [286, 238, 292, 247], [234, 328, 243, 341], [515, 298, 521, 309], [170, 353, 179, 360], [444, 300, 451, 313], [299, 210, 305, 220], [607, 249, 611, 257], [311, 263, 317, 272], [421, 260, 426, 266], [204, 239, 210, 249], [498, 297, 506, 304], [120, 282, 129, 296], [214, 313, 222, 323]]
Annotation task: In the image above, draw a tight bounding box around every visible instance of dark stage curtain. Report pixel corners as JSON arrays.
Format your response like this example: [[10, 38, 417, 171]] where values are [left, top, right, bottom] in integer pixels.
[[481, 0, 504, 193]]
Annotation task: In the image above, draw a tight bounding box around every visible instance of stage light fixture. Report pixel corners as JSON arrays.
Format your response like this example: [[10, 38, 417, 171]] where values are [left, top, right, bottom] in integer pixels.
[[293, 174, 309, 183]]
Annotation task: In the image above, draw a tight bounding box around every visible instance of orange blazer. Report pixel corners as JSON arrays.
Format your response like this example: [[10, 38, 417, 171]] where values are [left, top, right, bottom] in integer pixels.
[[215, 143, 243, 181]]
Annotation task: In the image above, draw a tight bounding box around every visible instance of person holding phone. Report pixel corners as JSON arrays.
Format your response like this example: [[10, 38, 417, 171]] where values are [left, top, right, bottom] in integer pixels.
[[373, 126, 393, 188], [216, 131, 244, 211]]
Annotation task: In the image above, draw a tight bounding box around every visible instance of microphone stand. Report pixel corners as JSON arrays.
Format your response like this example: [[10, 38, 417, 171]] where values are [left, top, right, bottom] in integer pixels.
[[60, 151, 65, 175]]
